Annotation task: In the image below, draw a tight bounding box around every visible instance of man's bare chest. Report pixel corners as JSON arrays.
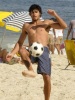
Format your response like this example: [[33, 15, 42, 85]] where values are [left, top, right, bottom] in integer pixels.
[[27, 24, 48, 34]]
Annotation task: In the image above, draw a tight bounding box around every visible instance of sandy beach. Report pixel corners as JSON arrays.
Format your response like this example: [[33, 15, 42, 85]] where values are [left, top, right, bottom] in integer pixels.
[[0, 54, 75, 100]]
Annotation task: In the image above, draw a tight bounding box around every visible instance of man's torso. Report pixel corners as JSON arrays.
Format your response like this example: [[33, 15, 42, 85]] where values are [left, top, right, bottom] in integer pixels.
[[25, 20, 50, 46]]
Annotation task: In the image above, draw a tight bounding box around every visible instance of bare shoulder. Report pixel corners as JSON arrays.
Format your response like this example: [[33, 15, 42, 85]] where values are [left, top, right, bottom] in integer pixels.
[[22, 22, 30, 32], [23, 22, 30, 28]]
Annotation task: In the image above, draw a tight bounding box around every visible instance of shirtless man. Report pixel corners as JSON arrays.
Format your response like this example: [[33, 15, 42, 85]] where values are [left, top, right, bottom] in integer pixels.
[[6, 4, 67, 100]]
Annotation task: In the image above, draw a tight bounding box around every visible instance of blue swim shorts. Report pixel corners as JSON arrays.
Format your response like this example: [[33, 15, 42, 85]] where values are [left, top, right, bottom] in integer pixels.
[[30, 47, 51, 75]]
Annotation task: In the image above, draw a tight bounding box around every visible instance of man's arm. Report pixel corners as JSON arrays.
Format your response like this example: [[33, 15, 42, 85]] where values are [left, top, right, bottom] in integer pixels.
[[6, 23, 28, 62], [10, 24, 27, 56], [47, 9, 67, 29], [11, 24, 27, 56]]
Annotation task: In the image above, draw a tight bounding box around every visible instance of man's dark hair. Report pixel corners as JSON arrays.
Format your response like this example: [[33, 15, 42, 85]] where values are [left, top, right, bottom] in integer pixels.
[[29, 4, 42, 15]]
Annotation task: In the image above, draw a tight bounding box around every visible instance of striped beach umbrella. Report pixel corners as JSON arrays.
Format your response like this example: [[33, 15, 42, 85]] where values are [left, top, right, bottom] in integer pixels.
[[3, 11, 43, 32], [2, 11, 31, 32], [3, 11, 31, 32]]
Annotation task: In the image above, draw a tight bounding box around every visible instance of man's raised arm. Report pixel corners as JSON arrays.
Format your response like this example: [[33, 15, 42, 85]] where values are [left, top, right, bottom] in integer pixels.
[[47, 9, 67, 29]]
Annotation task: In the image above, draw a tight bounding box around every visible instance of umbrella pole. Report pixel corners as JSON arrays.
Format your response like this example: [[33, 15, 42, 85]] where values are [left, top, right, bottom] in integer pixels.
[[0, 24, 6, 47]]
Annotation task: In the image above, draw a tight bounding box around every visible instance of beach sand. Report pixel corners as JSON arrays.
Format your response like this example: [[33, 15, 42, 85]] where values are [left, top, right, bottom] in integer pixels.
[[0, 54, 75, 100]]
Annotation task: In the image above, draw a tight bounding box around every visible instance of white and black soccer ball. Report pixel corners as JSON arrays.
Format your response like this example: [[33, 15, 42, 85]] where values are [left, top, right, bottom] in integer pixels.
[[29, 42, 44, 57]]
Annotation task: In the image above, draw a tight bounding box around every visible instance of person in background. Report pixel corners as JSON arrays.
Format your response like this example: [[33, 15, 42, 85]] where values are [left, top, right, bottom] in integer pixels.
[[53, 28, 64, 54], [48, 28, 55, 54], [0, 47, 22, 64], [6, 4, 67, 100], [0, 47, 7, 63], [66, 20, 75, 40]]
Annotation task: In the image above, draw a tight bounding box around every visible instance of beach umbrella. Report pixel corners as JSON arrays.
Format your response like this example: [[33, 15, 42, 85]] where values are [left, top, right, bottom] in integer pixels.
[[2, 11, 32, 32], [3, 11, 44, 32]]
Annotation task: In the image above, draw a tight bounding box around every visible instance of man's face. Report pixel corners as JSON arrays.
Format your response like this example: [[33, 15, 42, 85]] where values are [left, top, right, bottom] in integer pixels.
[[30, 9, 41, 21]]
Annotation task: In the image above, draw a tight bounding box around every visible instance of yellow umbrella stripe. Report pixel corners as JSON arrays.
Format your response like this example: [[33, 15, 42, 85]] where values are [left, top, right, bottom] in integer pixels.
[[6, 25, 21, 32], [0, 11, 13, 20], [0, 11, 13, 27]]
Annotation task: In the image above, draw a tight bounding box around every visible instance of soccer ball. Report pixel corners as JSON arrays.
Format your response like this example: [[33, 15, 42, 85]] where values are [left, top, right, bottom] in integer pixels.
[[29, 42, 44, 57]]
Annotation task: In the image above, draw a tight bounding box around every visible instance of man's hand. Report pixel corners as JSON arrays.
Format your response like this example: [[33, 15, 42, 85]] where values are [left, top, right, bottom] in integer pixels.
[[47, 9, 57, 17]]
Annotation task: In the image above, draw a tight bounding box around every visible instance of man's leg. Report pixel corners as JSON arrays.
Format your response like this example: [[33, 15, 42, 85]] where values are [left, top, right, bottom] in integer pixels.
[[22, 61, 36, 77], [43, 74, 51, 100], [19, 47, 36, 77]]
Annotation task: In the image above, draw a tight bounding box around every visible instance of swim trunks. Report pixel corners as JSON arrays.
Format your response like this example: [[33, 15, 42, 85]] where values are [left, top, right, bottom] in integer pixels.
[[30, 47, 51, 75]]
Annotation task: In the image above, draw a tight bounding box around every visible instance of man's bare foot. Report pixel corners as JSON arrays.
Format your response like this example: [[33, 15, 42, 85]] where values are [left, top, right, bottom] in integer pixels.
[[22, 70, 36, 77]]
